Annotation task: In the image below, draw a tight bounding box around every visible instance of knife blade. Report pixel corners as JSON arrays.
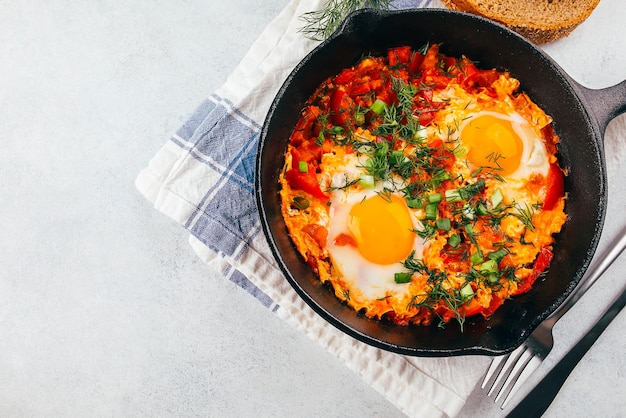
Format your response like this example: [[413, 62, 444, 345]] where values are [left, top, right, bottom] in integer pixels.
[[506, 281, 626, 418]]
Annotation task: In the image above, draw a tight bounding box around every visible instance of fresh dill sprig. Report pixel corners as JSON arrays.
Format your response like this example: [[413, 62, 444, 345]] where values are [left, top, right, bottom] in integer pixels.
[[392, 76, 418, 115], [413, 221, 437, 242], [401, 251, 431, 276], [362, 140, 391, 180], [325, 175, 360, 192], [402, 261, 469, 330], [376, 187, 394, 202], [299, 0, 392, 41], [372, 105, 402, 138], [512, 202, 537, 231]]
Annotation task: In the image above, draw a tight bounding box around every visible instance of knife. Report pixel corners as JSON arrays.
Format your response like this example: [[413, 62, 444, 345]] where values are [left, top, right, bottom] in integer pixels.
[[506, 281, 626, 418]]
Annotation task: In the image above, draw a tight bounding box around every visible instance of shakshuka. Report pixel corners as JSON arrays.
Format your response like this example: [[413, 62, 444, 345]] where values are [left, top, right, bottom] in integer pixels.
[[279, 44, 567, 328]]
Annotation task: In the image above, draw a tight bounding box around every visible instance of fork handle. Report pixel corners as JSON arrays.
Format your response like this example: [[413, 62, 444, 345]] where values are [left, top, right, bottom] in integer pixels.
[[506, 282, 626, 418], [552, 229, 626, 322]]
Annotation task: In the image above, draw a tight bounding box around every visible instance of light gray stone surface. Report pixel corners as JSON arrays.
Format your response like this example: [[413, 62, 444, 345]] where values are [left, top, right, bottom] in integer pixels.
[[1, 1, 624, 417]]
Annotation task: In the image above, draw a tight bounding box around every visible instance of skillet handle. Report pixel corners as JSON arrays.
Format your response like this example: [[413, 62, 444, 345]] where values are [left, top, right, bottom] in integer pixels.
[[574, 79, 626, 134]]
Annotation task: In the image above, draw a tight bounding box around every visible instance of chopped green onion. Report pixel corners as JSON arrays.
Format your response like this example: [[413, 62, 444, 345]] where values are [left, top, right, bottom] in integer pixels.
[[488, 274, 500, 284], [424, 202, 438, 220], [298, 161, 308, 173], [436, 218, 451, 231], [460, 283, 475, 300], [390, 150, 409, 167], [470, 252, 484, 265], [491, 188, 504, 208], [463, 203, 475, 220], [428, 193, 442, 204], [459, 179, 486, 200], [445, 188, 463, 203], [413, 125, 427, 142], [488, 248, 508, 262], [375, 140, 389, 157], [328, 125, 344, 135], [448, 233, 461, 247], [432, 169, 451, 183], [406, 197, 422, 209], [292, 196, 310, 210], [316, 131, 325, 146], [359, 174, 375, 188], [464, 223, 474, 235], [479, 259, 498, 273], [369, 99, 387, 114], [476, 203, 489, 216], [391, 150, 405, 160], [394, 272, 413, 284]]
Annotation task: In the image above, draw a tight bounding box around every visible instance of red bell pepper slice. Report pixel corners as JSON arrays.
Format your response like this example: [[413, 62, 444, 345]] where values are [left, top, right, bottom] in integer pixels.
[[333, 233, 357, 247], [388, 46, 411, 67], [290, 143, 320, 165], [443, 56, 457, 73], [478, 68, 500, 88], [462, 298, 484, 318], [420, 44, 440, 71], [290, 106, 321, 146], [460, 61, 481, 88], [348, 80, 373, 96], [330, 88, 354, 126], [285, 166, 328, 201], [335, 68, 356, 86], [543, 163, 565, 210], [482, 294, 505, 318], [408, 51, 425, 74], [417, 110, 436, 126], [426, 139, 455, 168], [375, 90, 395, 109], [513, 247, 554, 295]]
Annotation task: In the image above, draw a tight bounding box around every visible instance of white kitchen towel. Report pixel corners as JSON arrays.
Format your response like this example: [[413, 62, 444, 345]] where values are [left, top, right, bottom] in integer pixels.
[[135, 0, 508, 416]]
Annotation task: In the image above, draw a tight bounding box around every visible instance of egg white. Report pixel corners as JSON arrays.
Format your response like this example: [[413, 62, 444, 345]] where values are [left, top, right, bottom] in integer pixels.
[[458, 110, 550, 181], [322, 153, 426, 300]]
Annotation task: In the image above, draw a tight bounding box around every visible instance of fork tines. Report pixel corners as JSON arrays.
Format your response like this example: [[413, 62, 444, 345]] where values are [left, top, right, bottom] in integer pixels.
[[482, 346, 544, 409]]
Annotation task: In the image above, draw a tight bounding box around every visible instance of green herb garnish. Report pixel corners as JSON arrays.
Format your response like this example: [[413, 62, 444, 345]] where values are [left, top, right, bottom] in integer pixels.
[[299, 0, 392, 41]]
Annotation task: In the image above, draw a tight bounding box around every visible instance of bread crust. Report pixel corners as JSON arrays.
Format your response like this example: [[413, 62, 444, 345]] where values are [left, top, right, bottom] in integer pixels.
[[440, 0, 600, 44]]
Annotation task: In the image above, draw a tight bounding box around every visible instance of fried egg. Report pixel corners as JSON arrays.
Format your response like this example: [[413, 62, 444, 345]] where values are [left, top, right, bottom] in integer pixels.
[[323, 153, 425, 300], [458, 110, 550, 180]]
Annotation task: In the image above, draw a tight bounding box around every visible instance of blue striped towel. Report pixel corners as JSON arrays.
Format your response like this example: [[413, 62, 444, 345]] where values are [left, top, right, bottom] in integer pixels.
[[136, 0, 490, 416]]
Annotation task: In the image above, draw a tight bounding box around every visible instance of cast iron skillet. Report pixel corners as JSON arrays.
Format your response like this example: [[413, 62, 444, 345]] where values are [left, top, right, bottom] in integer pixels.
[[255, 9, 626, 356]]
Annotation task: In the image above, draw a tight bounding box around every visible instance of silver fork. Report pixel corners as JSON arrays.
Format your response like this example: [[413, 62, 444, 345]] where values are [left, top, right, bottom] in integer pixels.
[[481, 226, 626, 409]]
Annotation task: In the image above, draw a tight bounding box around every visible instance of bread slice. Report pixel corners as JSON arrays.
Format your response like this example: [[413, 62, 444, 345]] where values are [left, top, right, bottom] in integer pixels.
[[440, 0, 600, 44]]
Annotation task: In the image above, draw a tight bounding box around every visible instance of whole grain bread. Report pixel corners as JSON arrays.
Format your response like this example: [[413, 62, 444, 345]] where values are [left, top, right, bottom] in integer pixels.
[[440, 0, 600, 44]]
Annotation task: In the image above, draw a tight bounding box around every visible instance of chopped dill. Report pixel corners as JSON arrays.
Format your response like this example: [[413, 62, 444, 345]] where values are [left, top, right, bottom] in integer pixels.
[[512, 202, 537, 231]]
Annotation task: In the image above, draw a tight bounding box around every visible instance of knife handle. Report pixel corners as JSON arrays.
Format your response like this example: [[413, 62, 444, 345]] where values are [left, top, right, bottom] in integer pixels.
[[506, 282, 626, 418]]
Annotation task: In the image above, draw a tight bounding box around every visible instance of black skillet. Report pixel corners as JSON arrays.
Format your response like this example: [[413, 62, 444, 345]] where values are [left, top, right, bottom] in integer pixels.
[[255, 8, 626, 356]]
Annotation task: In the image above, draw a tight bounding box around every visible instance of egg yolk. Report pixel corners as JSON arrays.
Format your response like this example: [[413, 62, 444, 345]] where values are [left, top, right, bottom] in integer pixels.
[[348, 194, 414, 265], [461, 114, 524, 176]]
